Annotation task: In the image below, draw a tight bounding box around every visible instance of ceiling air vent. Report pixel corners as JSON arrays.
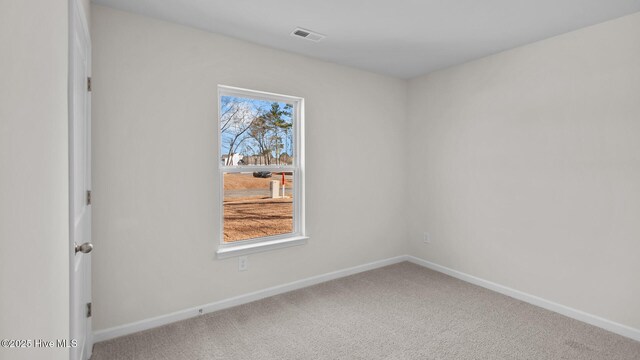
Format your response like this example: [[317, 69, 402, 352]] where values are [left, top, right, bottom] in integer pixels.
[[291, 27, 325, 42]]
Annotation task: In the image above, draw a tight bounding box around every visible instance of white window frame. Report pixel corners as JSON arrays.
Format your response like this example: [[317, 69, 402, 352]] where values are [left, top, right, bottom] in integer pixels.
[[216, 85, 307, 259]]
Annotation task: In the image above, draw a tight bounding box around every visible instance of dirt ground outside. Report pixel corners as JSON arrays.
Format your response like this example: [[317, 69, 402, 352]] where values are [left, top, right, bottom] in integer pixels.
[[223, 173, 293, 242]]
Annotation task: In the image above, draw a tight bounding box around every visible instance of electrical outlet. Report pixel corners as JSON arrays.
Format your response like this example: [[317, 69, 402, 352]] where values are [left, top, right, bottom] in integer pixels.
[[238, 256, 248, 271], [423, 232, 431, 244]]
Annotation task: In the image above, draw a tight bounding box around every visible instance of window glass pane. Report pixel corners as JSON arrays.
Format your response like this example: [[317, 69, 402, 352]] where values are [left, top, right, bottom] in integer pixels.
[[220, 96, 294, 167], [223, 171, 294, 242]]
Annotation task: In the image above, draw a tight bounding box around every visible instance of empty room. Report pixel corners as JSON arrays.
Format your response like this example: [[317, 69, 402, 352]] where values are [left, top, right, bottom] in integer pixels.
[[2, 0, 640, 359]]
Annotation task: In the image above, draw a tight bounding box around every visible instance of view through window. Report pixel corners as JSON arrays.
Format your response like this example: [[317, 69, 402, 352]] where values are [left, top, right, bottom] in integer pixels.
[[219, 86, 303, 243]]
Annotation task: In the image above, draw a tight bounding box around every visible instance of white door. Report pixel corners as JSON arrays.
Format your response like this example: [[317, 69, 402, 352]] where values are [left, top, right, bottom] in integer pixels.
[[70, 1, 92, 359]]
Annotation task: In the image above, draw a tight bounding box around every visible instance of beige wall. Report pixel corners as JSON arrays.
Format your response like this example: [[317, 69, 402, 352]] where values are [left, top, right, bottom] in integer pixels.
[[90, 5, 408, 331], [407, 12, 640, 330], [0, 1, 70, 359]]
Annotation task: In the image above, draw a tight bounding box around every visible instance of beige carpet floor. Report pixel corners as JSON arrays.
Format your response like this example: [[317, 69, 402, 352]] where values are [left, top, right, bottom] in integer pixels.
[[92, 262, 640, 360]]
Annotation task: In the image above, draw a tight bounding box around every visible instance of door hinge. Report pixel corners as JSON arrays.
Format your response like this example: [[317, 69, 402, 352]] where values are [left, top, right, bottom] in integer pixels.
[[86, 302, 92, 318], [87, 77, 92, 92], [86, 190, 92, 205]]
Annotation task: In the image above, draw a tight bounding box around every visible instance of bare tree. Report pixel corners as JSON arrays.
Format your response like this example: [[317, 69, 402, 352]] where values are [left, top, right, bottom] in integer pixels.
[[220, 98, 259, 166], [248, 116, 271, 165]]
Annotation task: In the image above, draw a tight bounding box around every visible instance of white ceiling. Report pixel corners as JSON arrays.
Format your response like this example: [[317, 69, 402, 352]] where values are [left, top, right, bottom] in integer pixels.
[[92, 0, 640, 78]]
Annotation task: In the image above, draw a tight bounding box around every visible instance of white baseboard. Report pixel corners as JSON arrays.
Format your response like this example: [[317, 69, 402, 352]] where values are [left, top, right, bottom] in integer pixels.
[[406, 255, 640, 342], [93, 255, 408, 343], [94, 254, 640, 344]]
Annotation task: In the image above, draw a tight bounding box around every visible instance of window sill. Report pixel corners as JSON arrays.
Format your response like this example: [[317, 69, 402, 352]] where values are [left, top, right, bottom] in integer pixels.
[[216, 236, 309, 259]]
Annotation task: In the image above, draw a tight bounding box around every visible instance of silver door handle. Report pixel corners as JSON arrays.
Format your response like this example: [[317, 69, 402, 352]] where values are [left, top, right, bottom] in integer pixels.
[[75, 242, 93, 254]]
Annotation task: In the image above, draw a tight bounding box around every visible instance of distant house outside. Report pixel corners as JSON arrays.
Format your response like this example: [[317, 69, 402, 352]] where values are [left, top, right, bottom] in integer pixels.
[[221, 153, 244, 166]]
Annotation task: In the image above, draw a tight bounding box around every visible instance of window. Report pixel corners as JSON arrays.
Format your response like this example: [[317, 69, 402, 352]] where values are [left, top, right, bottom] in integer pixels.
[[216, 86, 306, 258]]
